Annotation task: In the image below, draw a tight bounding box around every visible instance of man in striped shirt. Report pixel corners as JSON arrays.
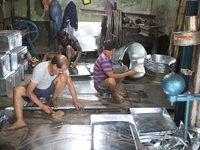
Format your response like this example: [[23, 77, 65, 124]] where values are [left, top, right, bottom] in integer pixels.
[[93, 40, 138, 102]]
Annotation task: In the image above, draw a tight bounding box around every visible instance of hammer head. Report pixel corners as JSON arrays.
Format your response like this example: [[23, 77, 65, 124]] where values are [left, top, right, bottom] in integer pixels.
[[51, 110, 65, 119]]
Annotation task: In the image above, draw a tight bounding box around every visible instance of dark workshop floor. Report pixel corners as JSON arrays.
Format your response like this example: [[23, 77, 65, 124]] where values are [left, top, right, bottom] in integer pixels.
[[0, 54, 175, 149]]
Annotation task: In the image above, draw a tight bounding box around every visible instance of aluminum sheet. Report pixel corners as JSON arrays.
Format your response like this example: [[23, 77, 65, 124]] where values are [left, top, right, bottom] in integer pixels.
[[92, 121, 142, 150], [58, 93, 100, 101], [75, 35, 97, 52], [90, 114, 135, 125], [74, 22, 100, 52], [69, 64, 91, 77], [19, 124, 91, 150], [90, 115, 146, 150], [130, 107, 177, 136]]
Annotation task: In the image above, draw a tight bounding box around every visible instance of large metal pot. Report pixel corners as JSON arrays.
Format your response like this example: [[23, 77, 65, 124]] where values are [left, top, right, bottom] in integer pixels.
[[144, 54, 176, 83]]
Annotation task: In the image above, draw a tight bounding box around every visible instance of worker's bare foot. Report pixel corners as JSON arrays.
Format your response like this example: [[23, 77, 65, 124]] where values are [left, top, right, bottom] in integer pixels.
[[112, 92, 124, 102], [52, 99, 61, 108], [7, 120, 27, 131]]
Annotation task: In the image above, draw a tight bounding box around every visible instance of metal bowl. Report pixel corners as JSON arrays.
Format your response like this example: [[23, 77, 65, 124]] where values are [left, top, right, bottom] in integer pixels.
[[144, 54, 176, 83]]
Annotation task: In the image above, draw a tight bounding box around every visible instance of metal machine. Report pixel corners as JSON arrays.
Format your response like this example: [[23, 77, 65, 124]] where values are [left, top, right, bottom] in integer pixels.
[[15, 20, 39, 58], [162, 72, 199, 141]]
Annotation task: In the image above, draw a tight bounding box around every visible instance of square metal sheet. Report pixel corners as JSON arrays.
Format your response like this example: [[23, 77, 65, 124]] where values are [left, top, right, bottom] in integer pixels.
[[69, 65, 91, 77], [90, 114, 144, 150]]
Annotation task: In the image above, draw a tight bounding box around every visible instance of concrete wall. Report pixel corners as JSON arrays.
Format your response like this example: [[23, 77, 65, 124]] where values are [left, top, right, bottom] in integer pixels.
[[151, 0, 177, 36], [1, 0, 177, 52]]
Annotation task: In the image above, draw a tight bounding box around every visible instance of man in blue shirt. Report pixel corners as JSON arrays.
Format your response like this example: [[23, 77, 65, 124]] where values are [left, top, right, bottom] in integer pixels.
[[42, 29, 82, 68]]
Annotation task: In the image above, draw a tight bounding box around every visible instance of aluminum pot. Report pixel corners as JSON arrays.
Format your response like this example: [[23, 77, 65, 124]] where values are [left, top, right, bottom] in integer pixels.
[[144, 54, 176, 83]]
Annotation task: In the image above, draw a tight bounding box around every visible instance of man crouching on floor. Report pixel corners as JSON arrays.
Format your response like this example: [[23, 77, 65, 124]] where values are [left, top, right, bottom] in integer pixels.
[[7, 55, 84, 130]]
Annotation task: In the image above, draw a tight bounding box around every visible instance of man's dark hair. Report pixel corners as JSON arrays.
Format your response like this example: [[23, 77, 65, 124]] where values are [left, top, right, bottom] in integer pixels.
[[57, 29, 69, 41], [51, 55, 66, 68], [103, 39, 116, 50]]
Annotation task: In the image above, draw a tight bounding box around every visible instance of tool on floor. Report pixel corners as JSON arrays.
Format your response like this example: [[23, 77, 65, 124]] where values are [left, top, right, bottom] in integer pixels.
[[49, 109, 65, 119]]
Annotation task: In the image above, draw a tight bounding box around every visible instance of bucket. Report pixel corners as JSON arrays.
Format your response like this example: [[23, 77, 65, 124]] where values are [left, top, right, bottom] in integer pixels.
[[185, 15, 198, 31]]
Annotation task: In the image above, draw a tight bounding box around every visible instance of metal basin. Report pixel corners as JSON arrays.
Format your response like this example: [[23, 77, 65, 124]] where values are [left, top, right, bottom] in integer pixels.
[[144, 54, 176, 83]]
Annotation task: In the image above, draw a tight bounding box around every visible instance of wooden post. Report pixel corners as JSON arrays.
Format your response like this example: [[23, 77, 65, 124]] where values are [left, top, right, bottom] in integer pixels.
[[189, 2, 200, 127], [173, 0, 188, 59], [168, 0, 182, 56]]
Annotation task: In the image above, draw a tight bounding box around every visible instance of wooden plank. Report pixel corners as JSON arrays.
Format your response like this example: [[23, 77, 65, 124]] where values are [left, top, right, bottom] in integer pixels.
[[80, 8, 156, 20], [173, 0, 188, 59], [189, 2, 200, 127], [168, 0, 182, 56]]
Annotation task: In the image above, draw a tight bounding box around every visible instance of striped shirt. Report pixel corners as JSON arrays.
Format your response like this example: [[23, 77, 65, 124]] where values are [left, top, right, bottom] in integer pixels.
[[93, 51, 113, 87]]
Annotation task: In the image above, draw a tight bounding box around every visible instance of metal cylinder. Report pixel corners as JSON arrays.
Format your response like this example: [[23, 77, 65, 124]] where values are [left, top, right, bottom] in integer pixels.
[[185, 15, 198, 31]]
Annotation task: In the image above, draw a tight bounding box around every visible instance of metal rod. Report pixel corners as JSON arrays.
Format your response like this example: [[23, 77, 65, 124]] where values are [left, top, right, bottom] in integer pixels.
[[184, 101, 190, 141], [5, 106, 121, 111]]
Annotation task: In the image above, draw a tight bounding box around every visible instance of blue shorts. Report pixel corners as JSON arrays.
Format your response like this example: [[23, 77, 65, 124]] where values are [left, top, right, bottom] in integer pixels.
[[22, 81, 55, 103], [95, 65, 126, 93]]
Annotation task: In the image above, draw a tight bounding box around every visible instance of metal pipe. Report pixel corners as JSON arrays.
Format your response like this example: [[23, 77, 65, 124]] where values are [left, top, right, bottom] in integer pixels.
[[5, 105, 121, 111], [184, 101, 190, 140]]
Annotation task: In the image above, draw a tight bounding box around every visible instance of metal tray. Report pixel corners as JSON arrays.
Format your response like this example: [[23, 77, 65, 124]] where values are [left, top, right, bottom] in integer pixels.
[[130, 107, 177, 136], [91, 121, 143, 150], [90, 114, 145, 150]]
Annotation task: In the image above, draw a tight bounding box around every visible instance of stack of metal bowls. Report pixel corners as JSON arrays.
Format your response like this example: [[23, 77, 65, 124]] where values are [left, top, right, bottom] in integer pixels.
[[144, 54, 176, 83]]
